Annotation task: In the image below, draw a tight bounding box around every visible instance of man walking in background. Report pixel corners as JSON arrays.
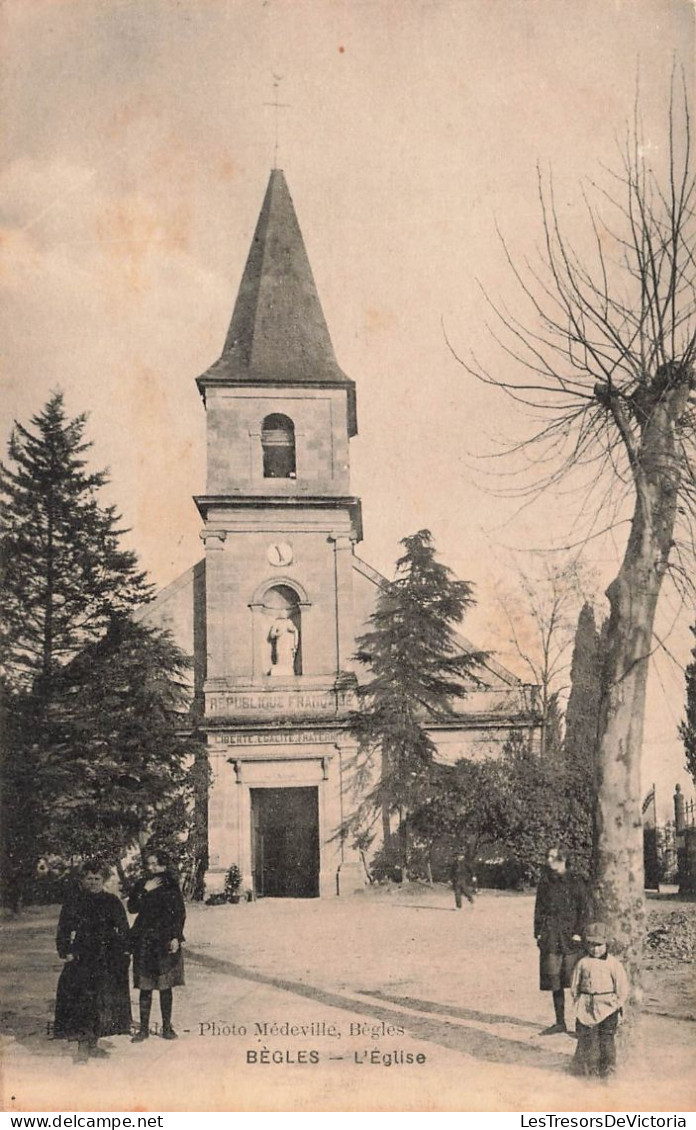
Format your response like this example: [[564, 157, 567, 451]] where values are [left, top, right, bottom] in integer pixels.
[[450, 851, 477, 909]]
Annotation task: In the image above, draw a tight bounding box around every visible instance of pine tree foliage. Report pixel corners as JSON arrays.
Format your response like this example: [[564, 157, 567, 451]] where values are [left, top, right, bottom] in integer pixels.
[[565, 604, 602, 762], [679, 623, 696, 786], [0, 683, 41, 907], [0, 394, 202, 904], [44, 615, 201, 862], [563, 602, 602, 871], [0, 392, 152, 692], [348, 529, 486, 859]]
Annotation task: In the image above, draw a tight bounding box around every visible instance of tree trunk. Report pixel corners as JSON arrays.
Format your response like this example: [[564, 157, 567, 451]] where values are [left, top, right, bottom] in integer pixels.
[[381, 802, 391, 853], [381, 745, 393, 857], [397, 809, 410, 880], [593, 383, 686, 1011], [539, 683, 549, 759], [115, 859, 128, 893], [593, 560, 659, 996]]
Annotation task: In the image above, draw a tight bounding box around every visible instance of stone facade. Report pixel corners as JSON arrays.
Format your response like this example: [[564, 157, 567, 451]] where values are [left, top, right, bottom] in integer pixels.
[[139, 170, 539, 898]]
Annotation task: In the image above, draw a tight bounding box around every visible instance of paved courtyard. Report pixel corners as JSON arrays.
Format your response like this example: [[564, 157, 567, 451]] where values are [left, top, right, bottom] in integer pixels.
[[1, 886, 694, 1112]]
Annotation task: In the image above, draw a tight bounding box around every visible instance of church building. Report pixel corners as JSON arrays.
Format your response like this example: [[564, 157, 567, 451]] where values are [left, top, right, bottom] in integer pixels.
[[140, 170, 539, 898]]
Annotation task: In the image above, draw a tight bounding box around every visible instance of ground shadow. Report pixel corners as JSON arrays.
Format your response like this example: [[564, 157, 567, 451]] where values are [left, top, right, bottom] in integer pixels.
[[187, 949, 571, 1073], [0, 915, 135, 1060], [386, 903, 464, 913], [357, 989, 541, 1030], [0, 921, 66, 1055]]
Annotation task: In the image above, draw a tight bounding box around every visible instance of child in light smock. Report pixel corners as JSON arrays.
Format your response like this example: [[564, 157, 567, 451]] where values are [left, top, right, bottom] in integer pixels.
[[570, 921, 629, 1079]]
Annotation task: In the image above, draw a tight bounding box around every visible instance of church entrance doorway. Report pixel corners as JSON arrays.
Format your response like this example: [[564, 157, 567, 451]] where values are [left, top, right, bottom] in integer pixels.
[[250, 787, 320, 898]]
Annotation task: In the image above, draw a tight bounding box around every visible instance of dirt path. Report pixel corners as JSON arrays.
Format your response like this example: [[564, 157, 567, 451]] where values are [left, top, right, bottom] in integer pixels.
[[1, 890, 694, 1112]]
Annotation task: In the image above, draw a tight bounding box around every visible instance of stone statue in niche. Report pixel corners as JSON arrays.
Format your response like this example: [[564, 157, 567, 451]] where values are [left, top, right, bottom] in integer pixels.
[[267, 611, 299, 676]]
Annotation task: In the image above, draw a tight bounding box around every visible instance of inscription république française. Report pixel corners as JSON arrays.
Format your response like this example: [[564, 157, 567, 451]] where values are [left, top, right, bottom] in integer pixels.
[[207, 691, 354, 714]]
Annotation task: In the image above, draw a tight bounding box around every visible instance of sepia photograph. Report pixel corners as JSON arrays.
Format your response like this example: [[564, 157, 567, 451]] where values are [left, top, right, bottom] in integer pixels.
[[0, 0, 694, 1115]]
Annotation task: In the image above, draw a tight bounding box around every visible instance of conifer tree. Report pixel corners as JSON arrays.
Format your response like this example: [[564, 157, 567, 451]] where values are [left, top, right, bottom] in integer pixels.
[[565, 605, 602, 766], [679, 624, 696, 787], [0, 394, 162, 902], [563, 602, 602, 874], [0, 392, 151, 693], [348, 529, 485, 870], [0, 683, 38, 908], [45, 615, 201, 866]]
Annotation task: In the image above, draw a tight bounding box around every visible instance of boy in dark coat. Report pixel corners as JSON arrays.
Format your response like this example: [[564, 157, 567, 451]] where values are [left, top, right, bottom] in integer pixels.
[[534, 844, 587, 1035]]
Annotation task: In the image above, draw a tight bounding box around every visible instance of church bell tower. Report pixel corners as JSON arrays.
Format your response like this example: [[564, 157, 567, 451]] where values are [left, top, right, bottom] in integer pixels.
[[195, 170, 363, 898]]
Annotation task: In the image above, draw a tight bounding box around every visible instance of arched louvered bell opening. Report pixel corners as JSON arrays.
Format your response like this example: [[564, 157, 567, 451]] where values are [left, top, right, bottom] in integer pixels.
[[261, 413, 296, 479]]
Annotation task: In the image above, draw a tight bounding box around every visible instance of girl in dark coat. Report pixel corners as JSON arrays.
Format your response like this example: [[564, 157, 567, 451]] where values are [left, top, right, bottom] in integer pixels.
[[128, 849, 186, 1042], [53, 861, 132, 1062], [534, 844, 588, 1035]]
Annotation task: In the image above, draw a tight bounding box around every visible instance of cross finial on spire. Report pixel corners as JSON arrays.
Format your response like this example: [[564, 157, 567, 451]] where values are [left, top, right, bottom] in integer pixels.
[[264, 75, 290, 169]]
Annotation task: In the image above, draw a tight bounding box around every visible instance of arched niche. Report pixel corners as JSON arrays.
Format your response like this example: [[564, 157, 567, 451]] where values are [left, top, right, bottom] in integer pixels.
[[261, 414, 296, 479], [249, 579, 309, 677]]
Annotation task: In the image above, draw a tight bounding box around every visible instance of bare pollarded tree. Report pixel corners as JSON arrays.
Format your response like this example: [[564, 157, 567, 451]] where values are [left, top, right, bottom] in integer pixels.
[[451, 82, 696, 997], [493, 557, 597, 758]]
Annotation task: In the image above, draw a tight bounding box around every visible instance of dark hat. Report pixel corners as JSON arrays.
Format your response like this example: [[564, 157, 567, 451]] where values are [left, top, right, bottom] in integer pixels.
[[584, 921, 608, 943]]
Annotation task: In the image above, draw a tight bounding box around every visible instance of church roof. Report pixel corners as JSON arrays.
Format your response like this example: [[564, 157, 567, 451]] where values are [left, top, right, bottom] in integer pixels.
[[197, 169, 357, 435]]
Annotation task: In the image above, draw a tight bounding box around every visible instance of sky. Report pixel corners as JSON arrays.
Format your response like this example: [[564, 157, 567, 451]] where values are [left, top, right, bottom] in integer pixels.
[[1, 0, 694, 818]]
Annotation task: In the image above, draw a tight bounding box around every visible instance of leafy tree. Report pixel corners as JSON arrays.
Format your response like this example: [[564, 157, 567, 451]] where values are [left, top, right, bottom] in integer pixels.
[[461, 607, 601, 885], [145, 748, 210, 900], [406, 730, 589, 888], [348, 529, 485, 870], [495, 606, 600, 882], [452, 85, 695, 989], [679, 623, 696, 787], [404, 757, 508, 878], [404, 605, 601, 889], [496, 733, 568, 882]]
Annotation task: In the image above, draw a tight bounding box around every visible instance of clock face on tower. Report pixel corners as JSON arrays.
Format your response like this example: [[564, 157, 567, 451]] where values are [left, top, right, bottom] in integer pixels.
[[267, 541, 294, 567]]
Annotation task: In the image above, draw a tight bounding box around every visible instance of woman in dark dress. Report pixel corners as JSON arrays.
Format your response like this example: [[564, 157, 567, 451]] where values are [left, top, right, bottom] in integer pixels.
[[53, 860, 132, 1062], [128, 849, 186, 1042]]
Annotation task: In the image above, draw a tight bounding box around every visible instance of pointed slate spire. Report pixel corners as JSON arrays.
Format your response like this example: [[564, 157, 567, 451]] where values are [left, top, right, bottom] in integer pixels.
[[223, 170, 336, 373], [198, 170, 356, 434]]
